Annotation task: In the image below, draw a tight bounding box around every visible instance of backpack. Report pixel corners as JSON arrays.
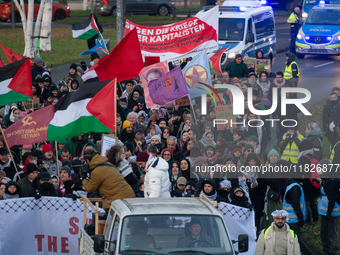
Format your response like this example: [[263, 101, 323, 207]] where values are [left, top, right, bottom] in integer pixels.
[[301, 155, 320, 188]]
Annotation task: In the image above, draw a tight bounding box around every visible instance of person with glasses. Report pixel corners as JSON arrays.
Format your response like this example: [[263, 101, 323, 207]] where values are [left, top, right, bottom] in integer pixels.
[[161, 148, 173, 166], [237, 144, 254, 169], [255, 210, 300, 255]]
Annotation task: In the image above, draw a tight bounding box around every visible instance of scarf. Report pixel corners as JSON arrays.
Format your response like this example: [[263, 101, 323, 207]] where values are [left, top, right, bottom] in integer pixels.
[[199, 131, 216, 147], [257, 78, 271, 93], [200, 190, 217, 202], [297, 149, 314, 161], [2, 193, 19, 200], [273, 78, 286, 88], [0, 158, 11, 171], [59, 176, 72, 195]]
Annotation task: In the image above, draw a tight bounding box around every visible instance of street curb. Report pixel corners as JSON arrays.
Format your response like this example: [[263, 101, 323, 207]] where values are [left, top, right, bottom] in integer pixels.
[[300, 239, 321, 255]]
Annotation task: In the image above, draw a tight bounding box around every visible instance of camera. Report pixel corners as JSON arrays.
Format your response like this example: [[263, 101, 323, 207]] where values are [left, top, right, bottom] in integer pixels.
[[81, 165, 92, 175]]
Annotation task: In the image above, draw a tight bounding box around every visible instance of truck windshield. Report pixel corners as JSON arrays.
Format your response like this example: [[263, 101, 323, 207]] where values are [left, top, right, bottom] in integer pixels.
[[306, 9, 340, 24], [119, 215, 234, 255], [219, 18, 245, 41]]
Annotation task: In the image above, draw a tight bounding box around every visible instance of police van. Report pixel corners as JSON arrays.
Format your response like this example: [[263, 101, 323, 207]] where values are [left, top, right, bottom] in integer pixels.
[[203, 0, 276, 60], [295, 3, 340, 58]]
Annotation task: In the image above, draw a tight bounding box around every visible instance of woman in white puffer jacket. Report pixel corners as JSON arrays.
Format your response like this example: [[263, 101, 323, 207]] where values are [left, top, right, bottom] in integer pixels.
[[144, 156, 171, 198]]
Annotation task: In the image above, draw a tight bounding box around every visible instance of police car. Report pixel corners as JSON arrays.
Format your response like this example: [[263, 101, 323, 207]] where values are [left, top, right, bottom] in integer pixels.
[[295, 3, 340, 58], [302, 0, 340, 21], [202, 0, 276, 60]]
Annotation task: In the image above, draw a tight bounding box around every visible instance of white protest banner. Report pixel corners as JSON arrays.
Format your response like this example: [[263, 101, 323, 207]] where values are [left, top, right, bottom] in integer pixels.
[[124, 7, 218, 60], [0, 197, 94, 255], [101, 134, 116, 156], [218, 202, 256, 255]]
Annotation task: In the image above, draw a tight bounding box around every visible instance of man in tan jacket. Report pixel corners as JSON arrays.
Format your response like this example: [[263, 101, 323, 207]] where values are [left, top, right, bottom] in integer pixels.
[[255, 210, 300, 255], [82, 149, 135, 211]]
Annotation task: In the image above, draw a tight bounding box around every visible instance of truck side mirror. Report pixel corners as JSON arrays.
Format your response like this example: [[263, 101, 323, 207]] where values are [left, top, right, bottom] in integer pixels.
[[247, 33, 255, 43], [94, 235, 105, 253], [238, 234, 249, 253]]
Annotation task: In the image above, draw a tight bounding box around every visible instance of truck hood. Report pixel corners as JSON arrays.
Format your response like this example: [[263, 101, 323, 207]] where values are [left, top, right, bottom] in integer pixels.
[[302, 25, 339, 36]]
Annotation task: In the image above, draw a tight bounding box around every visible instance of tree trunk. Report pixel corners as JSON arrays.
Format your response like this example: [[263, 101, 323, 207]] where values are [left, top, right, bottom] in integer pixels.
[[13, 0, 29, 55], [33, 0, 46, 55], [24, 0, 34, 57], [40, 0, 52, 52]]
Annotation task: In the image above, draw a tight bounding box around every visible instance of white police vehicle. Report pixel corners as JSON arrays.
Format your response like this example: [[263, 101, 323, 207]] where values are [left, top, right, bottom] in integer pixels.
[[203, 0, 276, 61], [296, 3, 340, 58]]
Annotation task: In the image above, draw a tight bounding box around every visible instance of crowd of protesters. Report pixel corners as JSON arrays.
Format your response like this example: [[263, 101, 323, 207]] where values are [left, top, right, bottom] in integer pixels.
[[0, 50, 339, 254]]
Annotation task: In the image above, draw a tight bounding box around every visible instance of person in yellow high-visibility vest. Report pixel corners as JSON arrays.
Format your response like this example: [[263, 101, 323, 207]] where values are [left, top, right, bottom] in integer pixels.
[[279, 125, 304, 164], [284, 52, 300, 88], [287, 7, 300, 53]]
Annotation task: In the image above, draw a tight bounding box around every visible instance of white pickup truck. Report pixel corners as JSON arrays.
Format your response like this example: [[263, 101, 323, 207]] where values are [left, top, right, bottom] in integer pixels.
[[79, 197, 249, 255]]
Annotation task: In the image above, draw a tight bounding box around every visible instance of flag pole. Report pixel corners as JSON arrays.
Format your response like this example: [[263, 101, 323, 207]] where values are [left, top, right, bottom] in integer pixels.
[[118, 82, 123, 93], [188, 95, 198, 125], [114, 78, 118, 144], [55, 141, 59, 177], [0, 125, 21, 180], [22, 101, 29, 113]]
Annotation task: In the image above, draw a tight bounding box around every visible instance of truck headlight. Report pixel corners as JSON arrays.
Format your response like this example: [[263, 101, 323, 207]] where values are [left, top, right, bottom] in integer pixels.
[[302, 12, 307, 18]]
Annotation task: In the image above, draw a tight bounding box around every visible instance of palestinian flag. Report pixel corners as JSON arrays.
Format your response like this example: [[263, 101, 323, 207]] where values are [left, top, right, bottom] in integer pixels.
[[209, 47, 229, 75], [0, 58, 32, 108], [72, 14, 100, 40], [47, 80, 116, 141]]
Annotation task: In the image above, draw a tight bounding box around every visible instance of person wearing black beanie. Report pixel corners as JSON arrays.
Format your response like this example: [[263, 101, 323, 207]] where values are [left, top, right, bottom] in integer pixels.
[[17, 163, 39, 197], [62, 63, 83, 87], [3, 181, 20, 199]]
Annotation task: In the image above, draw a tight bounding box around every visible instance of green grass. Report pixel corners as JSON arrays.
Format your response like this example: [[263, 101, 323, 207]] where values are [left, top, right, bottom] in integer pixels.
[[0, 28, 117, 66], [70, 10, 92, 16], [297, 98, 331, 158], [301, 217, 340, 254]]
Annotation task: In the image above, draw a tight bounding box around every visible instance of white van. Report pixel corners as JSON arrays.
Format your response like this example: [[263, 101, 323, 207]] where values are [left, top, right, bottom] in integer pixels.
[[203, 1, 277, 60], [80, 197, 249, 255]]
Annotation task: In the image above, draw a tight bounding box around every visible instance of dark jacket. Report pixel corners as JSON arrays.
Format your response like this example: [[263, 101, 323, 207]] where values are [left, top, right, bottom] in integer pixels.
[[323, 178, 340, 218], [31, 64, 45, 82], [128, 87, 143, 110], [225, 60, 249, 79], [0, 159, 21, 180], [244, 153, 266, 217], [305, 131, 323, 161], [28, 182, 63, 197], [323, 100, 338, 132], [17, 176, 35, 197], [64, 137, 88, 158], [229, 188, 253, 209]]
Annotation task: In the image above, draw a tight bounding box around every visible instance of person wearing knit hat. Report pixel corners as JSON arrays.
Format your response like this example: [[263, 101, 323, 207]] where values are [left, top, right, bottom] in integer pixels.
[[77, 66, 84, 77], [120, 120, 135, 143], [150, 135, 161, 145], [17, 163, 39, 197], [59, 166, 72, 195], [42, 144, 62, 176], [232, 146, 242, 158], [62, 63, 83, 87], [91, 53, 100, 62], [136, 151, 150, 173], [161, 148, 173, 165], [267, 149, 280, 163], [31, 56, 45, 82]]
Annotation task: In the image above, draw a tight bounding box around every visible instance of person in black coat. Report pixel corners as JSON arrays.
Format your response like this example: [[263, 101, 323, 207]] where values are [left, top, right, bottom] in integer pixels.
[[323, 92, 338, 142], [229, 187, 252, 209], [120, 121, 135, 143], [324, 178, 340, 219], [244, 152, 266, 235], [0, 147, 21, 180], [297, 139, 320, 223], [29, 172, 63, 198], [284, 178, 305, 242]]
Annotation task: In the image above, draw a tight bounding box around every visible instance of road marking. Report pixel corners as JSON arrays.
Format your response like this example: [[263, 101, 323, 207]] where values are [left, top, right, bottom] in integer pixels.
[[313, 62, 334, 68]]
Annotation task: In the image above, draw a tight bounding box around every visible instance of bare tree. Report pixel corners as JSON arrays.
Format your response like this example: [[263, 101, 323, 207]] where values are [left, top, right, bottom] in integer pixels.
[[40, 0, 52, 52], [13, 0, 35, 57], [33, 0, 46, 55]]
